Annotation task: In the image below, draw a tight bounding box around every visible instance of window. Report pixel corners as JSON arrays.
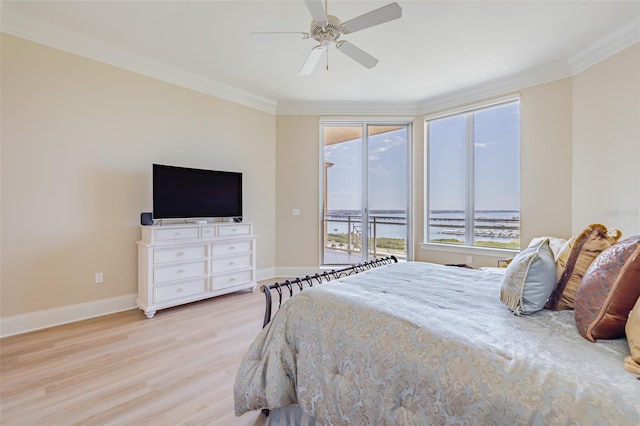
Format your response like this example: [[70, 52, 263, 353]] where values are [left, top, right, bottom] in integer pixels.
[[425, 98, 520, 250], [321, 122, 411, 265]]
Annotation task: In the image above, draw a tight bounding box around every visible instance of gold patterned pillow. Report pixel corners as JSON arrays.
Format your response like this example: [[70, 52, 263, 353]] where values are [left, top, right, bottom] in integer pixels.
[[546, 224, 621, 310], [625, 297, 640, 376]]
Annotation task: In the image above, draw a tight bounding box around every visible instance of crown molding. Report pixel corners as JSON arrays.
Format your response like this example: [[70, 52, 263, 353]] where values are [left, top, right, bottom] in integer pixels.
[[277, 17, 639, 116], [416, 59, 572, 115], [568, 16, 640, 75], [2, 9, 637, 117], [277, 59, 572, 116], [0, 10, 278, 114], [276, 100, 420, 116]]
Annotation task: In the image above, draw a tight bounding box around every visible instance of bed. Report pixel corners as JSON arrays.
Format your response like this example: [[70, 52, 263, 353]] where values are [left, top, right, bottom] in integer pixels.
[[234, 260, 640, 425]]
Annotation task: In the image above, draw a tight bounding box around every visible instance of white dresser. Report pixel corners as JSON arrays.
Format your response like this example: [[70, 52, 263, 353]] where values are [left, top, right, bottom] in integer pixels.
[[137, 222, 257, 318]]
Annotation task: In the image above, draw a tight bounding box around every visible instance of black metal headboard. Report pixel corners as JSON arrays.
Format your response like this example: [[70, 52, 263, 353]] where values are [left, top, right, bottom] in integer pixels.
[[259, 256, 398, 328]]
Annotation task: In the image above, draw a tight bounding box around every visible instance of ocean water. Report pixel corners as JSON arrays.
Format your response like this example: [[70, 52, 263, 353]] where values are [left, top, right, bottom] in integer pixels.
[[325, 210, 520, 242], [429, 210, 520, 242], [325, 210, 408, 240]]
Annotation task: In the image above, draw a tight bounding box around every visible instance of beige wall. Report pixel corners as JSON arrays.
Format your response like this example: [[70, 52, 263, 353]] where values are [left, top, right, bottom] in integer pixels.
[[274, 78, 577, 269], [274, 76, 575, 270], [519, 78, 574, 243], [413, 79, 574, 266], [273, 47, 637, 269], [275, 115, 321, 270], [2, 32, 637, 323], [1, 34, 276, 318], [572, 43, 640, 237]]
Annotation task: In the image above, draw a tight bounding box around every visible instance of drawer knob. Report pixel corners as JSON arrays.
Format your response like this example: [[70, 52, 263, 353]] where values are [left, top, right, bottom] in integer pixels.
[[177, 251, 185, 256], [177, 269, 185, 273], [229, 277, 236, 282], [229, 246, 236, 250], [177, 287, 184, 292], [229, 261, 235, 266]]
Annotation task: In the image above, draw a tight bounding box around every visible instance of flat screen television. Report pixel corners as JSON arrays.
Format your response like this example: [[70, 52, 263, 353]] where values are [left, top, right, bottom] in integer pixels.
[[153, 164, 242, 219]]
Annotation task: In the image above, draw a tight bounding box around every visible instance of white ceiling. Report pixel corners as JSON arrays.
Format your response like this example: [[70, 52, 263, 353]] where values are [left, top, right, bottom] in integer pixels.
[[2, 1, 639, 114]]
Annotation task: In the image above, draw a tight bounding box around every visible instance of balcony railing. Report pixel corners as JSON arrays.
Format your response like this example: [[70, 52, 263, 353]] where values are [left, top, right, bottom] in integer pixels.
[[428, 213, 520, 249], [324, 214, 407, 260], [323, 212, 521, 261]]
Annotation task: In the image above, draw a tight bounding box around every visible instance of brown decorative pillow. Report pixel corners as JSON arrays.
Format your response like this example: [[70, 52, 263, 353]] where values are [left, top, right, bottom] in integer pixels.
[[546, 224, 621, 310], [625, 297, 640, 376], [574, 235, 640, 342]]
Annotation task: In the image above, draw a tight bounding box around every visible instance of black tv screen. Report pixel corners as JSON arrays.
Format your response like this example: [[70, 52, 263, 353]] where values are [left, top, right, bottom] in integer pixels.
[[153, 164, 242, 219]]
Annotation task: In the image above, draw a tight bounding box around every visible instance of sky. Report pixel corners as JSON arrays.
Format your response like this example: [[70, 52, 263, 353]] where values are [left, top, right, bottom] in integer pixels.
[[428, 102, 520, 211], [323, 102, 520, 213], [324, 127, 408, 211]]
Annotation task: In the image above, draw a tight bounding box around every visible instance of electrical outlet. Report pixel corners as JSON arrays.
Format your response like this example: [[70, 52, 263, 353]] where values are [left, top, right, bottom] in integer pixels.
[[466, 256, 473, 265], [292, 208, 300, 216], [95, 272, 104, 284]]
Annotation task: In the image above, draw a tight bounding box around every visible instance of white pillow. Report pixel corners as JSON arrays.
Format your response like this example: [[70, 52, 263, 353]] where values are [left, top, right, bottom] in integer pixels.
[[500, 239, 556, 316], [528, 236, 567, 260]]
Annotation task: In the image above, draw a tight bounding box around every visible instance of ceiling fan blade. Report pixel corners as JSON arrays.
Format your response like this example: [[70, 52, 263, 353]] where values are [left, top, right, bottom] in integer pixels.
[[341, 2, 402, 34], [251, 32, 310, 40], [305, 0, 328, 24], [300, 45, 326, 75], [336, 41, 378, 69]]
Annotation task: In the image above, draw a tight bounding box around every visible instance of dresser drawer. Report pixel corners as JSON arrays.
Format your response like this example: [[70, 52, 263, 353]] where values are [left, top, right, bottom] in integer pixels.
[[154, 279, 207, 303], [153, 245, 207, 264], [212, 270, 253, 290], [212, 240, 252, 256], [154, 260, 207, 284], [217, 224, 251, 237], [212, 254, 252, 274], [155, 227, 200, 242], [200, 226, 216, 239]]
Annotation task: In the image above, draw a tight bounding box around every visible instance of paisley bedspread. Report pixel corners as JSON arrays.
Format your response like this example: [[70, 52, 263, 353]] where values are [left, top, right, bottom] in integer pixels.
[[234, 261, 639, 425]]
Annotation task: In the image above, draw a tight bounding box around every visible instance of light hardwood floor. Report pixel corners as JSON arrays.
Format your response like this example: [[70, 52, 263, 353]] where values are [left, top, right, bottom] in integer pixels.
[[0, 281, 281, 425]]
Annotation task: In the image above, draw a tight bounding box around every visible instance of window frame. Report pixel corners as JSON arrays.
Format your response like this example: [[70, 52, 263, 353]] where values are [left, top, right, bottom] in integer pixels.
[[319, 117, 414, 266], [422, 95, 521, 255]]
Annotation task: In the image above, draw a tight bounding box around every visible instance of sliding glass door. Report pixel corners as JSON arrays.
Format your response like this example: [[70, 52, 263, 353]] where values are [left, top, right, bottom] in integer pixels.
[[322, 122, 410, 265]]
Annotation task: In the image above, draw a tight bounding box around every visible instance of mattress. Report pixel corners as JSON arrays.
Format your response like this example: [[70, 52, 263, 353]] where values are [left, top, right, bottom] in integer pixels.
[[235, 261, 639, 424]]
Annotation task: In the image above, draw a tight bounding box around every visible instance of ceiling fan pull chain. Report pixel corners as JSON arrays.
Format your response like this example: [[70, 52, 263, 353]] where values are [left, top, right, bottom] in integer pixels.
[[326, 47, 329, 71]]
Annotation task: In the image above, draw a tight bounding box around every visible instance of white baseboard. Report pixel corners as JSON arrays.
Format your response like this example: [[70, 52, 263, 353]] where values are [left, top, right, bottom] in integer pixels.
[[0, 294, 138, 338], [256, 267, 276, 282], [1, 267, 320, 338]]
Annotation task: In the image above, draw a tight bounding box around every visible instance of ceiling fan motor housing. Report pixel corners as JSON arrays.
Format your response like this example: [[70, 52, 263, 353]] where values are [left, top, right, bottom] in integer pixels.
[[310, 15, 343, 44]]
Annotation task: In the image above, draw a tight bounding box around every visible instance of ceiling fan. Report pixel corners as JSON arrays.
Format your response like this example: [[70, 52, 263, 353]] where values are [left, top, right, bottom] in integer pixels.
[[251, 0, 402, 75]]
